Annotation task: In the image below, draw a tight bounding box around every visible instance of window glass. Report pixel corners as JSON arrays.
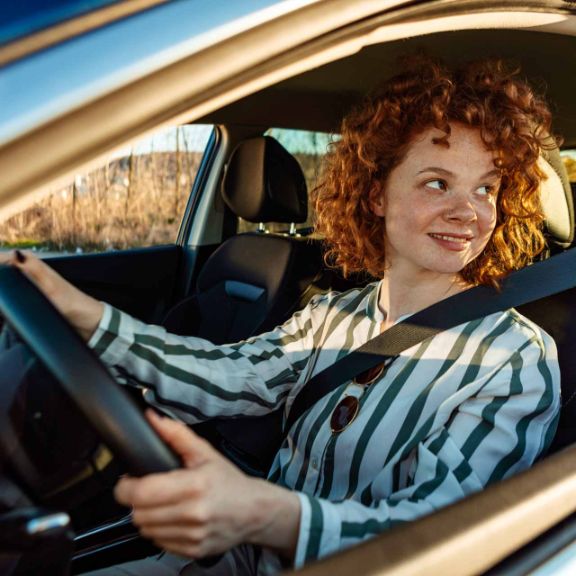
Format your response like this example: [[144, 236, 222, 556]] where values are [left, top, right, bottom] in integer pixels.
[[561, 150, 576, 182], [0, 124, 213, 254], [237, 128, 335, 234]]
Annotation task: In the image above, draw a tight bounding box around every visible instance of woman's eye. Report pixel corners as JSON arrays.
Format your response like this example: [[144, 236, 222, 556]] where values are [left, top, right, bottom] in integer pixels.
[[477, 184, 497, 197], [425, 179, 447, 191]]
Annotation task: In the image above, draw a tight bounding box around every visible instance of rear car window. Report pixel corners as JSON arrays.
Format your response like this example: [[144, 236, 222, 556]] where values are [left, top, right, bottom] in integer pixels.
[[561, 150, 576, 182]]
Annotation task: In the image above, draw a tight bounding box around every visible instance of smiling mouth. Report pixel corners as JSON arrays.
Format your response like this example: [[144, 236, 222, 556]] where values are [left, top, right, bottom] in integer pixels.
[[428, 233, 473, 244]]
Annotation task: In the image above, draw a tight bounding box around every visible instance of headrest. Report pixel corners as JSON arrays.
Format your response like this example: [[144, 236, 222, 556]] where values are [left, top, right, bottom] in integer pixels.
[[539, 145, 574, 249], [221, 136, 308, 223]]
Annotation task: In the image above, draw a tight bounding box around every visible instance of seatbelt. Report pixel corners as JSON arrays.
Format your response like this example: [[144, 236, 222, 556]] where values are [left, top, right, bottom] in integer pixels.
[[284, 247, 576, 433]]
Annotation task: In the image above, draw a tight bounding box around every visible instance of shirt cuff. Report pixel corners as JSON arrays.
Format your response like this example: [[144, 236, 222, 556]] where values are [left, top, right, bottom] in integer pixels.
[[87, 302, 133, 366], [294, 493, 341, 568]]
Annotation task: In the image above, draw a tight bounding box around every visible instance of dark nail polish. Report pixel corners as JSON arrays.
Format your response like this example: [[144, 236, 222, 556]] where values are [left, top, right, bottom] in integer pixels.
[[14, 250, 25, 263]]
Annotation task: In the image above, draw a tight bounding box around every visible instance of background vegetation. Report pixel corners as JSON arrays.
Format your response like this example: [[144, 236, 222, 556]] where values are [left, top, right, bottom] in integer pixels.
[[0, 150, 202, 252], [563, 156, 576, 181]]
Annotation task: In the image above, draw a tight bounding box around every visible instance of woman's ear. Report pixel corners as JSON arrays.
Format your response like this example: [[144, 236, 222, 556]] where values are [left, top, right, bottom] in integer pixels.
[[369, 184, 386, 217]]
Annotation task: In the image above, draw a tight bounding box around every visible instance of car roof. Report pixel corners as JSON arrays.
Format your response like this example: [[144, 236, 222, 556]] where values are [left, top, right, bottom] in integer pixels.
[[202, 27, 576, 144]]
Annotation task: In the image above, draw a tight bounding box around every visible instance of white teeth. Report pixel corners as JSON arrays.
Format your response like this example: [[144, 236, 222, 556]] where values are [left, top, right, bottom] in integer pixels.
[[429, 234, 470, 243]]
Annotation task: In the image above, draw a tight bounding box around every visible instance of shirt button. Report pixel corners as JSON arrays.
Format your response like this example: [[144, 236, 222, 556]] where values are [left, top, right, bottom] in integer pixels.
[[311, 457, 319, 469]]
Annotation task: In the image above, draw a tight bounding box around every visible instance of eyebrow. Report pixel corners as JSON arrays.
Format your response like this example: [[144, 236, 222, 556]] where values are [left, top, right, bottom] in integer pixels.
[[417, 166, 501, 179]]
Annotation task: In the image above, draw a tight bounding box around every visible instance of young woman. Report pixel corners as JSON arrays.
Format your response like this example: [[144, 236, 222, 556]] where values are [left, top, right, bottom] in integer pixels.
[[0, 57, 561, 575]]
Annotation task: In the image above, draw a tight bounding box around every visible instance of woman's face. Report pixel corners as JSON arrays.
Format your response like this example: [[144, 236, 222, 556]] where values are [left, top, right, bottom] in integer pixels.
[[371, 123, 499, 282]]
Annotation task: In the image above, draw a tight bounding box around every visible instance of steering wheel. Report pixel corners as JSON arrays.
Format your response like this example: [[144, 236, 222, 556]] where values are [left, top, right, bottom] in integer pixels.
[[0, 265, 180, 476]]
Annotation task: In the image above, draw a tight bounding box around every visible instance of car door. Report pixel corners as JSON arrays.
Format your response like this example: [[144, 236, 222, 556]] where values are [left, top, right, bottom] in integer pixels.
[[0, 124, 218, 324]]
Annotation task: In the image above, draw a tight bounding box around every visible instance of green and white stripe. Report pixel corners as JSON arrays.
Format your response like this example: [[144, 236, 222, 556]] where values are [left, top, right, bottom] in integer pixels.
[[89, 281, 560, 574]]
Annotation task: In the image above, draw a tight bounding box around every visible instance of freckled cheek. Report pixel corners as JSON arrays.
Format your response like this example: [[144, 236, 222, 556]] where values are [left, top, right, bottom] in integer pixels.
[[477, 204, 498, 236]]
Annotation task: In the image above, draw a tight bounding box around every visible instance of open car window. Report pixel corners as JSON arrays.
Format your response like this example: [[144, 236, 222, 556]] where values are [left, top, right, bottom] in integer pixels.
[[0, 124, 213, 255]]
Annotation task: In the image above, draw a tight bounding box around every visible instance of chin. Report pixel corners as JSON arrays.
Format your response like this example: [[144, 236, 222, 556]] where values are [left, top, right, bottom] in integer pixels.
[[421, 259, 471, 276]]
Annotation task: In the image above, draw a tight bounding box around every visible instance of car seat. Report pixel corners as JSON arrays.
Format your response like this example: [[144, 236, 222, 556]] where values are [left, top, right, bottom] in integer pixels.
[[162, 136, 325, 343], [516, 145, 576, 453]]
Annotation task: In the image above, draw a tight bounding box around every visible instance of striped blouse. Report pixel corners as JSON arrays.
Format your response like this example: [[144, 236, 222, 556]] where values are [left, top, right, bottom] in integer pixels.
[[88, 281, 561, 573]]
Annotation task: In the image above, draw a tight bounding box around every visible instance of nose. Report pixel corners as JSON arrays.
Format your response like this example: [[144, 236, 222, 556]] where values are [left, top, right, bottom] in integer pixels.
[[443, 192, 477, 223]]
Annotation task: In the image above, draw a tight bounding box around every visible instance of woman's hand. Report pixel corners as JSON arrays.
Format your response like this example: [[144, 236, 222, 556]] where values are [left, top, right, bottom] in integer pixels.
[[0, 250, 104, 340], [115, 411, 301, 560]]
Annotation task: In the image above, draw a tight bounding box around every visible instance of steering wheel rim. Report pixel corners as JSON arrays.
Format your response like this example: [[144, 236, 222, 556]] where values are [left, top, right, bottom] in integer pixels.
[[0, 264, 180, 476]]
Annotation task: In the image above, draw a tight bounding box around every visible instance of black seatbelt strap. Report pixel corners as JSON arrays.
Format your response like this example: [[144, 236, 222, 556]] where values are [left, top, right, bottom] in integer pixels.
[[284, 247, 576, 433]]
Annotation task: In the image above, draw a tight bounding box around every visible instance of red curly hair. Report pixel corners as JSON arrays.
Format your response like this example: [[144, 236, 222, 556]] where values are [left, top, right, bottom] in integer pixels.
[[313, 56, 558, 287]]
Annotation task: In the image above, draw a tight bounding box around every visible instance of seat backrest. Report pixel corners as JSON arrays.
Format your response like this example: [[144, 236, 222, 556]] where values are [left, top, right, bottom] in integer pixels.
[[163, 136, 325, 343], [538, 143, 575, 251], [516, 145, 576, 453]]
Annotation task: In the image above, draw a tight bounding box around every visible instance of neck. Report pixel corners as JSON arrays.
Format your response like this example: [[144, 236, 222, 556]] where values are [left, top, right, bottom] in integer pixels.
[[378, 269, 469, 330]]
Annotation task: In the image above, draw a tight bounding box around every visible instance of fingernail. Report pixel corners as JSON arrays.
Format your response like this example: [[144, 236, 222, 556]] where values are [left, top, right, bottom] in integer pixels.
[[14, 250, 25, 263], [146, 409, 163, 421]]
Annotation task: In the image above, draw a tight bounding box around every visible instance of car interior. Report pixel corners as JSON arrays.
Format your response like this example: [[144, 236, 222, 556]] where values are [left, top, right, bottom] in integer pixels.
[[2, 19, 576, 576]]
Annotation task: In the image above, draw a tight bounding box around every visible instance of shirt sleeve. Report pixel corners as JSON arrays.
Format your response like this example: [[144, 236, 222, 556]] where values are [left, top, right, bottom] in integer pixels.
[[292, 333, 560, 567], [87, 298, 324, 423]]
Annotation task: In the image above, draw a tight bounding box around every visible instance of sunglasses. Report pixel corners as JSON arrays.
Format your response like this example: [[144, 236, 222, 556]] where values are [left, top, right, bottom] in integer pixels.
[[330, 362, 385, 434]]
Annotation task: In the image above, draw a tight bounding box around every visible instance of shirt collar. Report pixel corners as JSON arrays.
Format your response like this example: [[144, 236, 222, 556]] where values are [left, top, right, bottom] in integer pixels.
[[367, 279, 386, 323]]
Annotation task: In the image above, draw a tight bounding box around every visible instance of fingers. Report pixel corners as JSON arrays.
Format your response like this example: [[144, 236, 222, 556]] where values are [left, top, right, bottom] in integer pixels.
[[115, 414, 229, 508], [116, 468, 225, 558], [0, 249, 104, 338], [1, 250, 58, 294], [0, 249, 28, 266], [12, 250, 57, 287], [146, 410, 216, 467], [132, 500, 210, 528], [115, 417, 259, 559], [134, 508, 225, 559], [0, 250, 56, 297], [115, 468, 207, 508]]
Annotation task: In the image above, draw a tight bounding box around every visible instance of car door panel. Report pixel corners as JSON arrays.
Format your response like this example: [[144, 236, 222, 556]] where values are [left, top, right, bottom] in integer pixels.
[[45, 245, 182, 324]]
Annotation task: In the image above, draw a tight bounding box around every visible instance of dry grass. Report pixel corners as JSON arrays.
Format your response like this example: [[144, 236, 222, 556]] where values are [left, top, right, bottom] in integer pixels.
[[563, 156, 576, 182], [0, 151, 202, 252]]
